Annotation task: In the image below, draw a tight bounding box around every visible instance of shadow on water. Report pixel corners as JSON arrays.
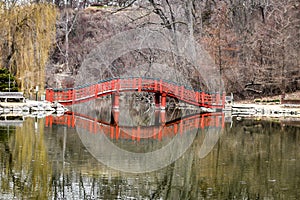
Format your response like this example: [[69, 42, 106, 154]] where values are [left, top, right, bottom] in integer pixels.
[[0, 106, 299, 199]]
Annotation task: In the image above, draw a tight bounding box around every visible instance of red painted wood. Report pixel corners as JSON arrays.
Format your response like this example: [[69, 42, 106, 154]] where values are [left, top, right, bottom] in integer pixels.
[[67, 115, 71, 127], [45, 116, 49, 127], [137, 126, 141, 142], [72, 113, 75, 128], [222, 113, 225, 128], [153, 127, 157, 139], [154, 93, 160, 109], [112, 93, 120, 109], [45, 89, 50, 101], [116, 125, 120, 140], [45, 77, 225, 109], [161, 93, 166, 109], [215, 115, 219, 127], [138, 78, 142, 92], [158, 129, 162, 141], [201, 115, 204, 129], [49, 116, 53, 127], [179, 120, 183, 135], [95, 84, 98, 97], [116, 79, 120, 93], [174, 123, 178, 135], [94, 118, 97, 134], [131, 129, 135, 141], [47, 112, 224, 141], [110, 126, 114, 139], [180, 86, 184, 99], [216, 93, 220, 105], [160, 111, 166, 124]]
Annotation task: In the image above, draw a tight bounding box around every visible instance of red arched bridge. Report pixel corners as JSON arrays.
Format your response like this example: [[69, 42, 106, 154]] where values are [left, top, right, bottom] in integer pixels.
[[45, 77, 225, 109], [45, 111, 224, 141]]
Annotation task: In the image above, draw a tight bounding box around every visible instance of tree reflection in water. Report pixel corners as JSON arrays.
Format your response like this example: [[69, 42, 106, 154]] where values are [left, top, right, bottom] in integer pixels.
[[0, 118, 52, 199], [0, 114, 299, 199]]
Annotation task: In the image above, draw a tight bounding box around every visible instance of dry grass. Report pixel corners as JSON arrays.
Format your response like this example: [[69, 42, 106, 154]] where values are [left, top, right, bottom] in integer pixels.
[[236, 91, 300, 104]]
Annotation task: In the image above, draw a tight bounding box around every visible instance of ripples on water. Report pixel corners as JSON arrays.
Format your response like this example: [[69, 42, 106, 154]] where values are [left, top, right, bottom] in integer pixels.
[[0, 109, 299, 199]]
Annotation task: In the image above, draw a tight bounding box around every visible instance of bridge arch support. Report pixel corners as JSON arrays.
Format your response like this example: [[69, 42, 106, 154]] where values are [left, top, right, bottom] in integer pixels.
[[112, 92, 120, 110], [154, 92, 167, 110], [45, 77, 226, 109]]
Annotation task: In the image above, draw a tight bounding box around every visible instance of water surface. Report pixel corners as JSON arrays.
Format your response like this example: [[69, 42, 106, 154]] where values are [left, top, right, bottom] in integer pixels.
[[0, 113, 299, 199]]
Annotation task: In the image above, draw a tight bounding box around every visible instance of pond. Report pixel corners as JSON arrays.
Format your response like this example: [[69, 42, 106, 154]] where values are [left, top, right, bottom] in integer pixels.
[[0, 110, 299, 199]]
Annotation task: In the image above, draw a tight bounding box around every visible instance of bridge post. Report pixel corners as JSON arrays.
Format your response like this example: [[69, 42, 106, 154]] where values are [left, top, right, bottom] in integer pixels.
[[49, 115, 53, 127], [94, 84, 98, 98], [159, 80, 162, 93], [174, 123, 178, 135], [154, 93, 160, 110], [222, 92, 226, 108], [200, 115, 205, 129], [222, 113, 225, 128], [45, 116, 49, 127], [216, 93, 220, 106], [51, 89, 54, 102], [180, 86, 184, 99], [110, 109, 119, 140], [201, 92, 205, 106], [154, 110, 160, 125], [72, 89, 75, 104], [154, 92, 166, 110], [215, 115, 219, 127], [160, 110, 166, 124], [68, 90, 72, 103], [131, 129, 136, 141], [154, 110, 165, 125], [72, 112, 75, 128], [161, 93, 166, 110], [45, 89, 50, 102], [138, 78, 142, 92], [110, 126, 115, 139], [116, 125, 120, 140], [137, 126, 141, 142], [152, 127, 156, 139], [46, 89, 54, 102], [116, 79, 120, 93], [110, 109, 119, 125], [67, 115, 71, 127], [112, 93, 120, 109], [179, 120, 183, 135], [158, 128, 162, 141], [154, 80, 158, 91]]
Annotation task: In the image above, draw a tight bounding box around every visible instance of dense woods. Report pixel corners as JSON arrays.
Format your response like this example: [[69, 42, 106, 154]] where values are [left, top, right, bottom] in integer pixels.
[[0, 0, 299, 99]]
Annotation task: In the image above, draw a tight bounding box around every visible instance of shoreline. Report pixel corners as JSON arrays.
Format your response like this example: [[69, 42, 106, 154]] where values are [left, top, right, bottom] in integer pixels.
[[225, 91, 300, 120], [226, 102, 300, 120]]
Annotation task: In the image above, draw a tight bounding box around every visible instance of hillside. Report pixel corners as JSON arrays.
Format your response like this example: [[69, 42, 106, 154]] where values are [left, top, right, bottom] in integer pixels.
[[0, 1, 299, 99], [43, 1, 299, 100]]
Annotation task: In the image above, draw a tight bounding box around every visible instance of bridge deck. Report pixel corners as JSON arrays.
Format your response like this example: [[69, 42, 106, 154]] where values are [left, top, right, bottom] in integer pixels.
[[46, 77, 225, 109]]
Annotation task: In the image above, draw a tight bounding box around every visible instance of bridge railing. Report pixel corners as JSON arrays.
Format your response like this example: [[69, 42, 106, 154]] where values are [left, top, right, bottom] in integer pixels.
[[46, 77, 225, 108]]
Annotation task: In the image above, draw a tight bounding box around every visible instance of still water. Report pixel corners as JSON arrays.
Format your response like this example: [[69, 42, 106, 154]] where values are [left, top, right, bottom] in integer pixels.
[[0, 111, 299, 199]]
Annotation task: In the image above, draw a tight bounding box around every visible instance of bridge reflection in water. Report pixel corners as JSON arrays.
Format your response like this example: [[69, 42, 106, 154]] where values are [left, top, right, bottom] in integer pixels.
[[45, 109, 224, 173], [45, 111, 224, 142]]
